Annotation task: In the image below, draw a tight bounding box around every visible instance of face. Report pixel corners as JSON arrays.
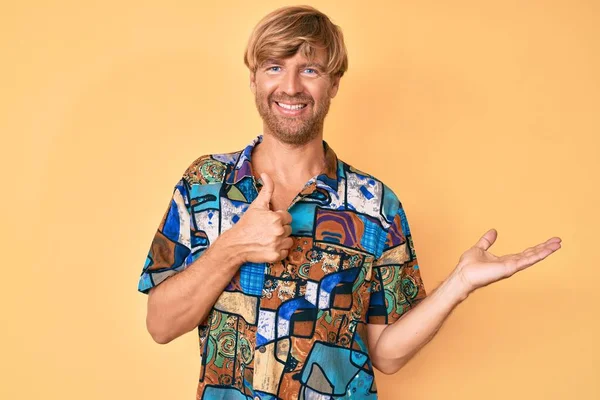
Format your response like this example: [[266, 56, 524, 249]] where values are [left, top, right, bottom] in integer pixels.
[[250, 48, 341, 145]]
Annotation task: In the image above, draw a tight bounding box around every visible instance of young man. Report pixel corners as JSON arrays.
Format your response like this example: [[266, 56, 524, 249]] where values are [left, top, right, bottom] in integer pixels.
[[138, 6, 561, 400]]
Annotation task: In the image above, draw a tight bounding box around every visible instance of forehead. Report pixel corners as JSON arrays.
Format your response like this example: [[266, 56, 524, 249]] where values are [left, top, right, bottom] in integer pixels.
[[262, 47, 328, 66]]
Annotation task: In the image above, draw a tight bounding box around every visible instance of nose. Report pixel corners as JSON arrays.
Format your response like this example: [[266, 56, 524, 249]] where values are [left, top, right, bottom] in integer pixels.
[[281, 70, 303, 96]]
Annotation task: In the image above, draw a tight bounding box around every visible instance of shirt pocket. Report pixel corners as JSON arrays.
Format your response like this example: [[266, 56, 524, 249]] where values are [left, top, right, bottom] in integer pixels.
[[310, 208, 383, 283], [303, 240, 375, 314], [308, 241, 374, 286]]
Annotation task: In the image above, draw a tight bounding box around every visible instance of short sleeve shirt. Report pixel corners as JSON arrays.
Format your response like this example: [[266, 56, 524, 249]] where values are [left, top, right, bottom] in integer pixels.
[[138, 134, 427, 400]]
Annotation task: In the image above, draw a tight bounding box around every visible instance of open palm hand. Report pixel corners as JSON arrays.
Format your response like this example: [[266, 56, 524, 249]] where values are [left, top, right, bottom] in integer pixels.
[[455, 229, 562, 294]]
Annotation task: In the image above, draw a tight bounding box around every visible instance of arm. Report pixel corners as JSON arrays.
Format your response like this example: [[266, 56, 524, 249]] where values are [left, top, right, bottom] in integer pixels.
[[368, 271, 467, 374], [368, 229, 561, 375], [145, 172, 294, 344], [146, 229, 245, 344]]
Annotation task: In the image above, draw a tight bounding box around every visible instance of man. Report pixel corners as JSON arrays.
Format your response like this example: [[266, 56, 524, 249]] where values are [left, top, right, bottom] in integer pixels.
[[138, 6, 561, 400]]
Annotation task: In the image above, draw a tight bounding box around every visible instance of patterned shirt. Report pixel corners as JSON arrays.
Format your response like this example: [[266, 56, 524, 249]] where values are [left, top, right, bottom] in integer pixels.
[[138, 134, 427, 400]]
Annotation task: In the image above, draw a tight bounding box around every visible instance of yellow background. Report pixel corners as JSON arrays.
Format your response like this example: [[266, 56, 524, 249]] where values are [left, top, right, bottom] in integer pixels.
[[2, 0, 598, 399]]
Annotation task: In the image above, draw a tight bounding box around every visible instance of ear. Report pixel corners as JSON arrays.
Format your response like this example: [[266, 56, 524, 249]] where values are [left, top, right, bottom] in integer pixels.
[[328, 74, 341, 98], [249, 71, 256, 95]]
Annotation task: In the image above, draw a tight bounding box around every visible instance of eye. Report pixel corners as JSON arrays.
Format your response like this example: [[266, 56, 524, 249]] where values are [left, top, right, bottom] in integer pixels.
[[267, 66, 281, 72], [303, 68, 317, 75]]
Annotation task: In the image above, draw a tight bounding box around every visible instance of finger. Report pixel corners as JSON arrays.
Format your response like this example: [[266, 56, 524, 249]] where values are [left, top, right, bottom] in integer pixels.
[[252, 172, 274, 209], [279, 249, 289, 259], [475, 228, 498, 251], [282, 237, 294, 249], [282, 224, 293, 237], [510, 241, 561, 272], [275, 210, 293, 225], [520, 238, 562, 258]]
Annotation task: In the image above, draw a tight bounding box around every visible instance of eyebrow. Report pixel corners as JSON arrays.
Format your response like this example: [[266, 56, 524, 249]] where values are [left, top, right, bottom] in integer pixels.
[[300, 62, 326, 70], [262, 58, 326, 71]]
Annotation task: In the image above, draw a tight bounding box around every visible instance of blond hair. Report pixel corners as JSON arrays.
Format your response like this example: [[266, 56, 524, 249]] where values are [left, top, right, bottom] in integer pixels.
[[244, 5, 349, 78]]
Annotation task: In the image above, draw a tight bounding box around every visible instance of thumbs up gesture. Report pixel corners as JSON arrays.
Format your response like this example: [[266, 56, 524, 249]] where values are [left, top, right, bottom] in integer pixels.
[[229, 172, 294, 264]]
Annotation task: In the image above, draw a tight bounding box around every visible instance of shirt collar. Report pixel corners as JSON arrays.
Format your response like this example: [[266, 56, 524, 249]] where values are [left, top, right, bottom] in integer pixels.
[[225, 134, 340, 193]]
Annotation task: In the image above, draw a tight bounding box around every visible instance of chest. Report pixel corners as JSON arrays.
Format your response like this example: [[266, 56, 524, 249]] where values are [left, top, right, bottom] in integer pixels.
[[269, 188, 297, 211], [268, 182, 309, 212]]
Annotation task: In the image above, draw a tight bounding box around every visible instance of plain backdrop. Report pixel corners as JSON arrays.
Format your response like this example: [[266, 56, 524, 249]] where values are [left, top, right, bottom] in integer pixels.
[[1, 0, 598, 399]]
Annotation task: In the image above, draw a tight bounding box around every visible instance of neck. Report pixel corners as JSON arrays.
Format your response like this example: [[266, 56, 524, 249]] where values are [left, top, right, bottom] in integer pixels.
[[252, 132, 326, 185]]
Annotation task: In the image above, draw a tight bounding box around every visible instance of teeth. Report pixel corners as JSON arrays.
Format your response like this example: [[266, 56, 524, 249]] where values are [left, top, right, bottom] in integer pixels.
[[277, 102, 306, 110]]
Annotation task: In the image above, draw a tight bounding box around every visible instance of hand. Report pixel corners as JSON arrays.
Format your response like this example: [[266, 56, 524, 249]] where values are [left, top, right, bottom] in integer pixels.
[[453, 229, 562, 295], [230, 172, 294, 264]]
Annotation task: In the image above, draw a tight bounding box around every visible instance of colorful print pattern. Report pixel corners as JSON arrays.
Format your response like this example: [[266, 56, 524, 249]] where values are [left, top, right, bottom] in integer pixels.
[[138, 135, 427, 399]]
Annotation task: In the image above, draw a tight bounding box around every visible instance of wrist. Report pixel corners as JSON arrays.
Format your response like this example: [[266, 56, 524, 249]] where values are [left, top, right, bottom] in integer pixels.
[[441, 269, 472, 304], [215, 227, 248, 266]]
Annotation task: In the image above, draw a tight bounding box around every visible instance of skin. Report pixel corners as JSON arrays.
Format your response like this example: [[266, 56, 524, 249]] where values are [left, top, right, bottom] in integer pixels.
[[244, 48, 562, 374], [250, 49, 340, 146], [146, 46, 563, 377], [144, 173, 291, 344], [366, 230, 561, 374], [248, 49, 341, 210], [145, 50, 338, 344]]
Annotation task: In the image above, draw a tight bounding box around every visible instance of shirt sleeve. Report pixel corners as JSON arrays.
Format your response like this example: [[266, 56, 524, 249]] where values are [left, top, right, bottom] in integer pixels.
[[137, 178, 193, 294], [367, 188, 427, 324]]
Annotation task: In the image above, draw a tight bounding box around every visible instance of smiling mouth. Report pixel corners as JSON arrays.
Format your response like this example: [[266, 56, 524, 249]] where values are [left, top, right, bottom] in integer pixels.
[[275, 101, 308, 110]]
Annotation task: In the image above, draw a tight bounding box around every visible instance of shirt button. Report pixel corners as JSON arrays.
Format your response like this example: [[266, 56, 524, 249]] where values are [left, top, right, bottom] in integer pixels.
[[254, 396, 261, 400], [258, 345, 266, 353]]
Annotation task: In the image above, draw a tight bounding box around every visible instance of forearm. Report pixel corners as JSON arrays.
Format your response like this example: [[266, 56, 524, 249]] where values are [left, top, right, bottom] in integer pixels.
[[146, 229, 245, 344], [372, 271, 470, 374]]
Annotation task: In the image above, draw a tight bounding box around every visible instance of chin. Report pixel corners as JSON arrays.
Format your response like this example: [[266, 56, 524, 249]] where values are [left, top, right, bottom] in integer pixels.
[[273, 129, 318, 145]]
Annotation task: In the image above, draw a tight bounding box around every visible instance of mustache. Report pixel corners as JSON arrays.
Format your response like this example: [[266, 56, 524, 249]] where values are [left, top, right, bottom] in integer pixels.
[[269, 94, 313, 104]]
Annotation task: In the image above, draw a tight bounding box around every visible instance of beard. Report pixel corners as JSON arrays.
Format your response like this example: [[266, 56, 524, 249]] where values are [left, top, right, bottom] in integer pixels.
[[254, 90, 331, 146]]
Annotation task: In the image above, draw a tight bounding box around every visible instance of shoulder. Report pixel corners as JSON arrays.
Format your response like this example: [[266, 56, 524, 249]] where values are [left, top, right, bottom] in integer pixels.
[[338, 158, 402, 225], [180, 149, 242, 185]]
